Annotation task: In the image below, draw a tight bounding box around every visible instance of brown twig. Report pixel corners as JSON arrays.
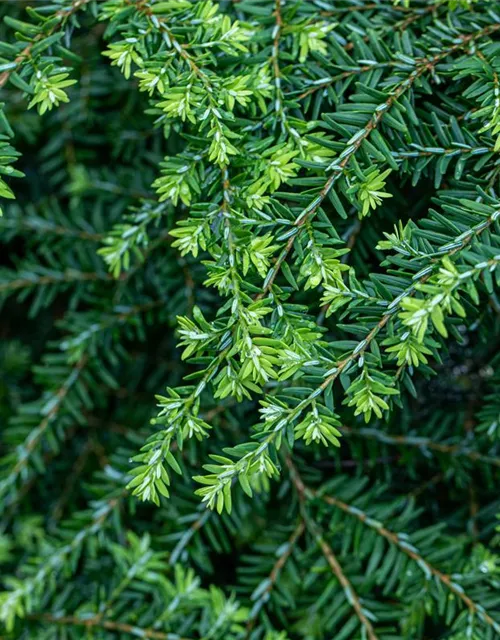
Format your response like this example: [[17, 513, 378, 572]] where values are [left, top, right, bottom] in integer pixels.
[[315, 533, 379, 640], [341, 425, 500, 468], [0, 270, 111, 293], [246, 519, 305, 635], [286, 457, 378, 640], [29, 613, 188, 639]]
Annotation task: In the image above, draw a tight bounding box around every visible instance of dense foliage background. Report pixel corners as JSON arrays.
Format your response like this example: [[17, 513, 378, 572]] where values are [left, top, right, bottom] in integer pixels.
[[1, 0, 500, 638]]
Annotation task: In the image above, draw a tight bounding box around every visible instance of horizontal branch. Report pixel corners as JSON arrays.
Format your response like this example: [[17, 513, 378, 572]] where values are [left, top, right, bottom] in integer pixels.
[[342, 426, 500, 468], [0, 270, 112, 293], [30, 614, 185, 640]]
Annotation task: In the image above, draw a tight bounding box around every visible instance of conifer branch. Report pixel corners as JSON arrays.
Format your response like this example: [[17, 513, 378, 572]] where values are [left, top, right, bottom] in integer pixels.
[[304, 510, 379, 640], [2, 1, 500, 636], [30, 614, 191, 640], [246, 519, 305, 633], [1, 427, 78, 525], [298, 203, 500, 409], [0, 493, 124, 630], [0, 0, 91, 89], [316, 490, 500, 634], [0, 269, 112, 293], [0, 214, 104, 241], [169, 509, 212, 565], [287, 457, 500, 635], [319, 0, 445, 19], [0, 356, 88, 501], [342, 425, 500, 468], [323, 1, 445, 54], [262, 22, 500, 294]]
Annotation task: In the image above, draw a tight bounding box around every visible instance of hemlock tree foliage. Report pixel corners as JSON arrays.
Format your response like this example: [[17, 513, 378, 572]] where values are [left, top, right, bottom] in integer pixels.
[[2, 0, 500, 639]]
